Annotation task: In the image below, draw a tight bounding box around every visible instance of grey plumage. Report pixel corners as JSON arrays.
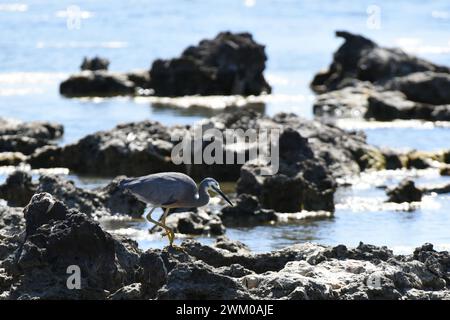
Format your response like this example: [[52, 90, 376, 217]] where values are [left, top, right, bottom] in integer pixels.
[[119, 172, 233, 247]]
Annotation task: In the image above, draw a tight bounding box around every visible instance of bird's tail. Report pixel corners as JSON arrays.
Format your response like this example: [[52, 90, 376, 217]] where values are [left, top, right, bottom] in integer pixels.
[[118, 177, 133, 190]]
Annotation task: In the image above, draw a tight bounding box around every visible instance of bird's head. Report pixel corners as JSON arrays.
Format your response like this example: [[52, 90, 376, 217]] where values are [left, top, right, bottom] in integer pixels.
[[203, 178, 234, 206]]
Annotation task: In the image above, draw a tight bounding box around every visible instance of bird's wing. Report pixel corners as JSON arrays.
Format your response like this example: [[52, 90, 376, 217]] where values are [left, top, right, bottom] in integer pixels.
[[124, 173, 197, 207]]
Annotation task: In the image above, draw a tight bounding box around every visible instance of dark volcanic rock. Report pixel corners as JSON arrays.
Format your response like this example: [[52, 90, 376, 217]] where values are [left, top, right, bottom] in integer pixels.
[[152, 208, 225, 236], [0, 118, 63, 155], [80, 56, 110, 71], [220, 194, 277, 226], [365, 90, 434, 121], [60, 32, 269, 98], [311, 31, 449, 93], [0, 206, 24, 237], [386, 180, 423, 203], [1, 198, 450, 300], [1, 193, 142, 299], [59, 71, 136, 97], [30, 120, 179, 176], [311, 32, 450, 122], [150, 32, 271, 97], [28, 108, 378, 190], [385, 72, 450, 105], [0, 170, 36, 207], [0, 172, 145, 218]]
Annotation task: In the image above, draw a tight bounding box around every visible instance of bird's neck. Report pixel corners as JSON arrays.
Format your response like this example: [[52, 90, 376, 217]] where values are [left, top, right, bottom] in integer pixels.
[[195, 180, 210, 207]]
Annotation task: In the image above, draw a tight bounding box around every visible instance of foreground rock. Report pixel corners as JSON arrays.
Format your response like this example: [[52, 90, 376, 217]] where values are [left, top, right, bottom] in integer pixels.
[[0, 118, 63, 156], [0, 171, 145, 218], [0, 193, 145, 299], [312, 31, 450, 121], [1, 196, 449, 300], [60, 32, 270, 98]]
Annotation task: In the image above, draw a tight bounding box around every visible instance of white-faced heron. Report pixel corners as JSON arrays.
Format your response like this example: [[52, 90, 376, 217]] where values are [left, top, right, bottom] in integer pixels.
[[119, 172, 233, 247]]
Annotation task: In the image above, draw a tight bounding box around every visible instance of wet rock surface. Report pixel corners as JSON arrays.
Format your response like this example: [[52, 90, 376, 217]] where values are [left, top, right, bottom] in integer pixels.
[[0, 118, 63, 156], [312, 31, 450, 121], [0, 195, 449, 300]]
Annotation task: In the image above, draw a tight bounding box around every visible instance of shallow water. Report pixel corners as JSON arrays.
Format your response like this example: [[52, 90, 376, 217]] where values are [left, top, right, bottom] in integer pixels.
[[1, 0, 450, 253]]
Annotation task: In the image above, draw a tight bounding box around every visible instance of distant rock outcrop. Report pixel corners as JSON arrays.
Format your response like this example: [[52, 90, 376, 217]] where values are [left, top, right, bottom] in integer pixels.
[[311, 31, 450, 121]]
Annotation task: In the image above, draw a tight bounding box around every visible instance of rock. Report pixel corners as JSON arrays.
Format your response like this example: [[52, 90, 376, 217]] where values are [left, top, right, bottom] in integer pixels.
[[405, 151, 432, 169], [313, 82, 372, 118], [0, 152, 26, 166], [0, 206, 24, 237], [422, 183, 450, 195], [365, 90, 434, 121], [152, 208, 225, 236], [0, 172, 145, 218], [385, 72, 450, 105], [1, 199, 450, 300], [0, 118, 63, 155], [150, 32, 271, 96], [28, 108, 377, 187], [311, 31, 449, 93], [156, 259, 252, 299], [29, 120, 179, 176], [138, 250, 167, 298], [108, 283, 142, 300], [381, 149, 403, 170], [1, 193, 142, 299], [80, 56, 110, 71], [181, 240, 450, 300], [386, 180, 423, 203], [60, 32, 269, 98], [311, 32, 450, 122], [0, 170, 36, 207], [59, 71, 136, 97], [431, 105, 450, 121], [219, 194, 277, 226], [440, 165, 450, 176], [181, 239, 307, 273], [214, 236, 251, 254]]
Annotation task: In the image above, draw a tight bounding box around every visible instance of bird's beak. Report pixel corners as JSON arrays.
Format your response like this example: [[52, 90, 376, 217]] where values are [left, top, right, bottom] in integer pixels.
[[212, 186, 234, 206]]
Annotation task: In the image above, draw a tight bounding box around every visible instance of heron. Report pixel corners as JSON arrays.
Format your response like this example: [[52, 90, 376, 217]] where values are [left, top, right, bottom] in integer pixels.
[[119, 172, 233, 247]]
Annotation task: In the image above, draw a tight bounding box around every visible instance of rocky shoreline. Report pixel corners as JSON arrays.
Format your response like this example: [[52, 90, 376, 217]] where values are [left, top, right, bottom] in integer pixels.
[[312, 31, 450, 121], [1, 29, 450, 300], [1, 193, 449, 300]]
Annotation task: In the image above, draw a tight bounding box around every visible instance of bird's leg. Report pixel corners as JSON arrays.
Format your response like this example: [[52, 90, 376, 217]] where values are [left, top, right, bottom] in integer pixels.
[[145, 207, 172, 241], [161, 207, 175, 247]]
